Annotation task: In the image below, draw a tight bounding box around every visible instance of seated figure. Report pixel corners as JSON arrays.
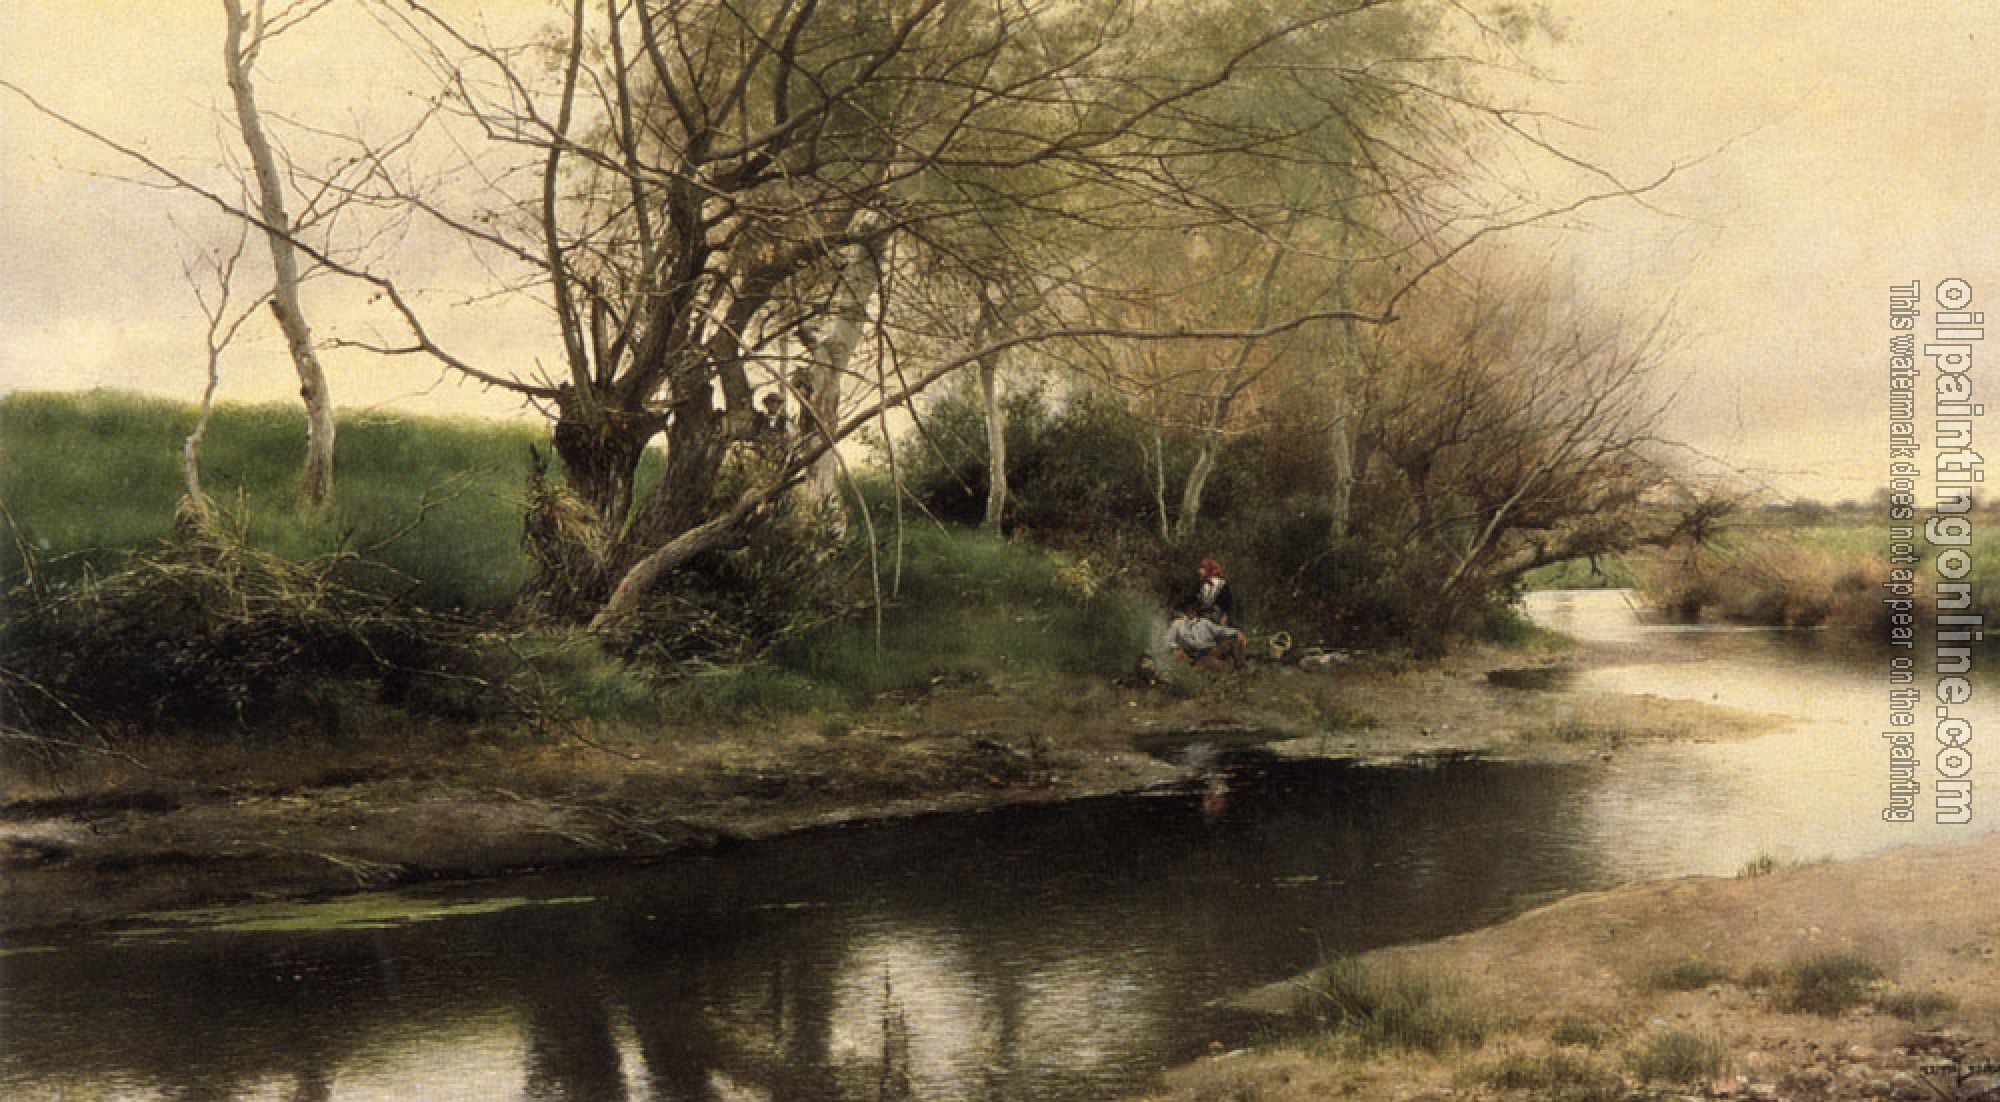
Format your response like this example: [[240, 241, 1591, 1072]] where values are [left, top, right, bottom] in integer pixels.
[[1163, 602, 1243, 671]]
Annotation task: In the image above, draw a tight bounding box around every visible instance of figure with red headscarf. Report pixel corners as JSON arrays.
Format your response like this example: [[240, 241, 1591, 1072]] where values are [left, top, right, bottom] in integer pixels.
[[1196, 557, 1235, 627]]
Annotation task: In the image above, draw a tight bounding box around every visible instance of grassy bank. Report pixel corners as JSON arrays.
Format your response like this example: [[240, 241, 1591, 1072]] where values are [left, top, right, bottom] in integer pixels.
[[0, 390, 1168, 738], [0, 390, 545, 612]]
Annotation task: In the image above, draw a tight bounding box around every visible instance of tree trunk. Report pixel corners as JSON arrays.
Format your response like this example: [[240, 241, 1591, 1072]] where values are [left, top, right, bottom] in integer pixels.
[[527, 386, 666, 619], [1173, 402, 1224, 544], [1328, 414, 1354, 540], [1328, 346, 1356, 542], [978, 346, 1007, 532], [221, 0, 334, 506], [802, 215, 888, 511], [1171, 212, 1296, 543], [589, 490, 766, 640]]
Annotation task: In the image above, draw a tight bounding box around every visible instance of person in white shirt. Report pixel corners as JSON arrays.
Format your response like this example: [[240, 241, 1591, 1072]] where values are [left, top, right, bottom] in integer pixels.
[[1164, 601, 1243, 670]]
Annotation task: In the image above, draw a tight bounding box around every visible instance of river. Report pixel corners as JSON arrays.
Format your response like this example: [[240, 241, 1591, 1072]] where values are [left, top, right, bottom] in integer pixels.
[[3, 591, 1994, 1101]]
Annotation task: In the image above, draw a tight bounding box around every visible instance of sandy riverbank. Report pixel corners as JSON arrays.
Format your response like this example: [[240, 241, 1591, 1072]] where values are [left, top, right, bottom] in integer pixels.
[[1154, 831, 2000, 1102]]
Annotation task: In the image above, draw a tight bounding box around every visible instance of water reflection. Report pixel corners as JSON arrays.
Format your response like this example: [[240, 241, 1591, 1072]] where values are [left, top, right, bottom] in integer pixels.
[[1527, 589, 2000, 876], [2, 762, 1609, 1101], [11, 591, 1994, 1101]]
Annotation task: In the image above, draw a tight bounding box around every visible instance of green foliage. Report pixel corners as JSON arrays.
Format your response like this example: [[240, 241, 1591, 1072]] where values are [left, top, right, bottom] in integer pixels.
[[902, 381, 1169, 549], [1627, 1029, 1729, 1084], [654, 664, 830, 724], [1781, 952, 1883, 1016], [0, 391, 546, 613], [772, 525, 1159, 704], [505, 631, 673, 726], [622, 496, 859, 668]]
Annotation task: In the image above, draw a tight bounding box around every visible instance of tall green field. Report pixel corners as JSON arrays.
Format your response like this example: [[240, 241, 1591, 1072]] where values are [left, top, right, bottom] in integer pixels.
[[0, 390, 545, 612]]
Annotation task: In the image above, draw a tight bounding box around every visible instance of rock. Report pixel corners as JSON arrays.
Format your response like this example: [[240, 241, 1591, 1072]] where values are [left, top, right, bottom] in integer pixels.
[[1889, 1072, 1931, 1100]]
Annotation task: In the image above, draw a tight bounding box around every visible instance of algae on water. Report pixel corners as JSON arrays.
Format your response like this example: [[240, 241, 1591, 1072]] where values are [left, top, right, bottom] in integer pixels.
[[114, 891, 596, 941]]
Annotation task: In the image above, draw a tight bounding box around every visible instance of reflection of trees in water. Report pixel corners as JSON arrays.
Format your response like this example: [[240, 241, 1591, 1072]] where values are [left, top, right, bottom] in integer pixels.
[[4, 761, 1604, 1101]]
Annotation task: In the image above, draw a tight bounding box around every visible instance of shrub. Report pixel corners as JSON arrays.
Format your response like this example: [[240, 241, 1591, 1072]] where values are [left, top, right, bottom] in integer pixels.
[[1782, 952, 1883, 1016], [1628, 1029, 1729, 1084], [1548, 1014, 1616, 1048], [1, 508, 508, 732]]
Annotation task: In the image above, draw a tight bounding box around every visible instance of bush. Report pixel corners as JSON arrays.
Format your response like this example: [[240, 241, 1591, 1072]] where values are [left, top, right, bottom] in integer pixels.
[[1, 508, 509, 732], [1548, 1014, 1616, 1048], [1627, 1029, 1728, 1084], [622, 495, 859, 668], [1873, 990, 1958, 1022], [1781, 952, 1883, 1016]]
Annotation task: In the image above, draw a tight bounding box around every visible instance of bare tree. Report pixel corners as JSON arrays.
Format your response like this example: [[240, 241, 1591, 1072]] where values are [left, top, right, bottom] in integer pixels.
[[178, 224, 267, 519], [221, 0, 339, 505], [1359, 265, 1712, 603]]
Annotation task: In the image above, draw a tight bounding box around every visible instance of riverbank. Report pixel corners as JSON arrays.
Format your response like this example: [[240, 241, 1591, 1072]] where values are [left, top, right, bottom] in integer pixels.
[[1154, 830, 2000, 1102], [0, 642, 1758, 937]]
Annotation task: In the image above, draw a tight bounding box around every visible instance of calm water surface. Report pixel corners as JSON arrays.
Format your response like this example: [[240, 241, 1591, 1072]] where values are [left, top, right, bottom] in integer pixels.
[[4, 591, 1994, 1101]]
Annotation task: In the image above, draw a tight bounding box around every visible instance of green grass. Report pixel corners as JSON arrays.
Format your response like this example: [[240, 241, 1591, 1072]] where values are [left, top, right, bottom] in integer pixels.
[[0, 392, 1177, 728], [768, 524, 1159, 702], [0, 390, 551, 612], [1521, 555, 1639, 591]]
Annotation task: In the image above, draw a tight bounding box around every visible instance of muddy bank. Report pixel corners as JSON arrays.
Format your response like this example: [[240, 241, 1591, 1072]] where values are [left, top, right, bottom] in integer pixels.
[[1156, 831, 2000, 1102], [0, 650, 1758, 936]]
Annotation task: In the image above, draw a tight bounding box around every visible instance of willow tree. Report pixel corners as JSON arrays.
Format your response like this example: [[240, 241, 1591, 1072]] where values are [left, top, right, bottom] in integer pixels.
[[343, 0, 1536, 633]]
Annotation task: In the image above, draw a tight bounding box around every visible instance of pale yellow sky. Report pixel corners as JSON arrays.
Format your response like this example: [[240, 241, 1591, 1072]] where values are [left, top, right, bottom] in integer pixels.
[[3, 1, 1996, 501]]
